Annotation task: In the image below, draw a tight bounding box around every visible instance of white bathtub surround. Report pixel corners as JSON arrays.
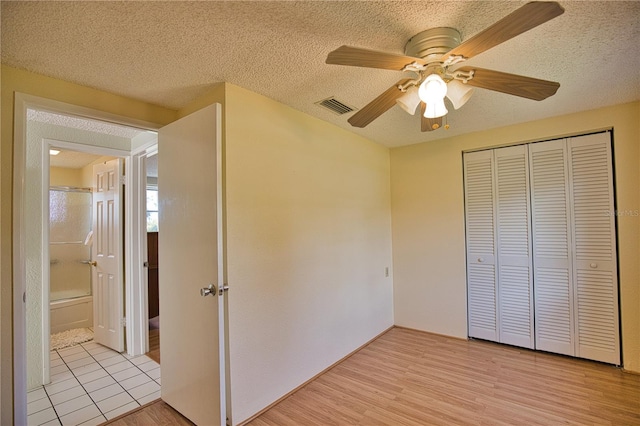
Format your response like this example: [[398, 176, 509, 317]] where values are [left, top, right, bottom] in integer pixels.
[[50, 296, 93, 334], [50, 328, 93, 351]]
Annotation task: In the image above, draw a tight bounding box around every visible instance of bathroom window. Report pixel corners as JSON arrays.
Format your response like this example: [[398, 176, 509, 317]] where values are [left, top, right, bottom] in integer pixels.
[[147, 188, 159, 232]]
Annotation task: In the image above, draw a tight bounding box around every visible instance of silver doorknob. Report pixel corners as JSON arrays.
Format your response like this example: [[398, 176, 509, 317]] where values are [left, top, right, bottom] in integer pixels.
[[200, 284, 217, 297]]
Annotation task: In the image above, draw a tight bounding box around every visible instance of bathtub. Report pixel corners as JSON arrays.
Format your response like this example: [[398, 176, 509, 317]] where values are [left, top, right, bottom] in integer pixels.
[[50, 295, 93, 334]]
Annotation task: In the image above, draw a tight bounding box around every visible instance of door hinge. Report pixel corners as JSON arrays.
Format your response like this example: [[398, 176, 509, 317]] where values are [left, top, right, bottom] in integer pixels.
[[120, 175, 126, 185], [121, 317, 127, 327]]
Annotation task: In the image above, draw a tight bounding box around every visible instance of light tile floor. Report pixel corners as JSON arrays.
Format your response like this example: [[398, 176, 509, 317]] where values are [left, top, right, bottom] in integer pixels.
[[27, 341, 161, 426]]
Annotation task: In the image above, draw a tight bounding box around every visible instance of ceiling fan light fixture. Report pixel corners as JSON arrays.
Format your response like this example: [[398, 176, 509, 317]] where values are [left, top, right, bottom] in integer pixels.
[[446, 80, 475, 109], [396, 86, 421, 115], [419, 74, 448, 118]]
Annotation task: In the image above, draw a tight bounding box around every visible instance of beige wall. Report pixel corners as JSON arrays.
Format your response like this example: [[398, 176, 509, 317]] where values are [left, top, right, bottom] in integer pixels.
[[50, 167, 83, 187], [221, 83, 394, 424], [0, 65, 176, 423], [390, 101, 640, 373]]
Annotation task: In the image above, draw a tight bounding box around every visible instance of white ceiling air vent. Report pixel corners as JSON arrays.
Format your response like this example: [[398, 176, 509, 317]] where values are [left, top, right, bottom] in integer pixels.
[[315, 97, 356, 115]]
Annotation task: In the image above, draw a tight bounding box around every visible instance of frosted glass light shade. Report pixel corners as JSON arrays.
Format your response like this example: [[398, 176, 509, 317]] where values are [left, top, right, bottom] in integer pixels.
[[419, 74, 448, 118], [423, 99, 448, 119], [446, 80, 475, 109], [418, 74, 447, 104], [396, 86, 421, 115]]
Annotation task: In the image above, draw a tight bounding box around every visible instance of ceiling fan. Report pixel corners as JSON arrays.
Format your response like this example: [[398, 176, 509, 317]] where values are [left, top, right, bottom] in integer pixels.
[[326, 1, 564, 132]]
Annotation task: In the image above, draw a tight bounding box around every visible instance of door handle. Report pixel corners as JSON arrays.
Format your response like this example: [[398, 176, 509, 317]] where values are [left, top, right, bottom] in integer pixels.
[[81, 260, 97, 267], [200, 284, 217, 297]]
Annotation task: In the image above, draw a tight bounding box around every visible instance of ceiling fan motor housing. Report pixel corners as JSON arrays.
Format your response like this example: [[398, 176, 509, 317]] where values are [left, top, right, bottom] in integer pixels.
[[404, 27, 462, 66]]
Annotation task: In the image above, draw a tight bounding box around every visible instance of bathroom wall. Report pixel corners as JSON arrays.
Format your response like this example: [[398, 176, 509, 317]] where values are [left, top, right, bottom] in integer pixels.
[[49, 167, 82, 187]]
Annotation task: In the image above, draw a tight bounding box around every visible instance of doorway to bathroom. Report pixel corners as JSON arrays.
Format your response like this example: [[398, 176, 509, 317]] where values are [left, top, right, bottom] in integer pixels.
[[20, 104, 159, 390], [13, 94, 163, 423]]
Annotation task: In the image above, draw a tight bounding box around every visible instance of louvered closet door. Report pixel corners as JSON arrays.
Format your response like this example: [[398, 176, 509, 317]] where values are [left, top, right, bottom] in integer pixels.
[[568, 133, 620, 365], [529, 140, 574, 356], [464, 150, 498, 341], [494, 145, 534, 348]]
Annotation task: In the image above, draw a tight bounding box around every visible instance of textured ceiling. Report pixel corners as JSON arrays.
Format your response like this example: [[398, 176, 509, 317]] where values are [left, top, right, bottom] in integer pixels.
[[48, 149, 103, 170], [28, 110, 145, 139], [29, 109, 145, 168], [3, 1, 639, 147]]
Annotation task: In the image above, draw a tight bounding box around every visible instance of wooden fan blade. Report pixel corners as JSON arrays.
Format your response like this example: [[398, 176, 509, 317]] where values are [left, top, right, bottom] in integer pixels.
[[458, 67, 560, 100], [327, 46, 426, 71], [348, 79, 412, 128], [420, 103, 443, 132], [441, 2, 564, 63]]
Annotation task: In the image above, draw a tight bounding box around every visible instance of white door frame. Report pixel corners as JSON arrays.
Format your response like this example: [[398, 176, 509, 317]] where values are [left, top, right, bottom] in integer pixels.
[[12, 93, 160, 423]]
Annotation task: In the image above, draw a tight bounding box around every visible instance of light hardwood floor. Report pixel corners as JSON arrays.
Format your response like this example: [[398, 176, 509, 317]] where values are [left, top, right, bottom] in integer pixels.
[[104, 400, 192, 425], [146, 327, 160, 364], [108, 327, 640, 425]]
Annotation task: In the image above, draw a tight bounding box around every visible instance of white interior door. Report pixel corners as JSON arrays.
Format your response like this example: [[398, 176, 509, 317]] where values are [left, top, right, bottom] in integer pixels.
[[92, 159, 124, 352], [158, 104, 225, 425]]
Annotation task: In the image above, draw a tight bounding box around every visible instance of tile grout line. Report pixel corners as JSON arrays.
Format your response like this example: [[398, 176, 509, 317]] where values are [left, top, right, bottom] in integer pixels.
[[47, 341, 161, 424], [25, 387, 55, 421], [76, 342, 138, 421], [40, 349, 63, 425], [53, 344, 106, 425], [80, 342, 161, 417], [91, 350, 151, 411]]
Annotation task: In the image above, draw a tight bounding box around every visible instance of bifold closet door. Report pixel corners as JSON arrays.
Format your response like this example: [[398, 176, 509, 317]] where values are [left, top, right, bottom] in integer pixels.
[[464, 150, 498, 342], [530, 133, 620, 365], [467, 133, 619, 364], [494, 145, 534, 348], [568, 133, 620, 365], [529, 140, 575, 356], [464, 146, 534, 348]]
